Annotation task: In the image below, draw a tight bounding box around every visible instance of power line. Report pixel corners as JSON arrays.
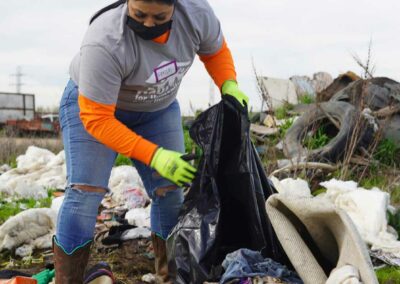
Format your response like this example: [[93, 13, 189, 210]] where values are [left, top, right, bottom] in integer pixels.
[[10, 66, 25, 94]]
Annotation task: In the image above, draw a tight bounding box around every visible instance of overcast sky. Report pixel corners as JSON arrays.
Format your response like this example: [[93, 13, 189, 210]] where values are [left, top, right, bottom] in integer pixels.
[[0, 0, 399, 114]]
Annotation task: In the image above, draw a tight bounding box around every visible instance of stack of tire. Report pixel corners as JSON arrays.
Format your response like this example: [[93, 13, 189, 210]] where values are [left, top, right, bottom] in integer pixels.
[[283, 77, 400, 163]]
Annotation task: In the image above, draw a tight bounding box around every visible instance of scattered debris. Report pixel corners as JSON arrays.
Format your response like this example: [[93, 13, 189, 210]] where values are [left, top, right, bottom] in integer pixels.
[[125, 207, 151, 228], [271, 162, 338, 177], [108, 166, 147, 206], [258, 77, 298, 109], [121, 228, 151, 241], [0, 208, 56, 253], [50, 196, 64, 213], [0, 146, 66, 199], [142, 273, 156, 283], [0, 165, 11, 175], [290, 72, 333, 98], [317, 71, 360, 102], [370, 250, 400, 267], [250, 124, 279, 137]]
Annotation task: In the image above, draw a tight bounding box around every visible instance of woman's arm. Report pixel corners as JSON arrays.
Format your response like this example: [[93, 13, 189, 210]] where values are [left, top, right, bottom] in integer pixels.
[[198, 38, 236, 90], [78, 94, 158, 165]]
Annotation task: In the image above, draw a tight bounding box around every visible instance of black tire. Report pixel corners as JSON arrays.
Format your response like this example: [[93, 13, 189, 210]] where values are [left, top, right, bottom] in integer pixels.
[[331, 77, 400, 111], [283, 101, 374, 162]]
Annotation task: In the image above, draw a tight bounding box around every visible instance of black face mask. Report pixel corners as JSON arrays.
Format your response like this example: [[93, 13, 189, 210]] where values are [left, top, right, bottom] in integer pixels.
[[126, 16, 173, 40]]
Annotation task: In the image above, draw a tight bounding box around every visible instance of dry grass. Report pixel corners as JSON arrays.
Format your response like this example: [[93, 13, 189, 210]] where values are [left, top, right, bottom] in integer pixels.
[[0, 129, 63, 166]]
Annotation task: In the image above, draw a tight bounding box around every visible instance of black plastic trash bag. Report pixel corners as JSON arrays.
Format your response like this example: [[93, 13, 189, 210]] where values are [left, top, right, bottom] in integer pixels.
[[167, 97, 289, 283]]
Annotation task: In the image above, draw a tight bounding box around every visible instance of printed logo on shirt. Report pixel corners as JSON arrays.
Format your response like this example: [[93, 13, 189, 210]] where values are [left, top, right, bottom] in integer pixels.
[[133, 60, 192, 104]]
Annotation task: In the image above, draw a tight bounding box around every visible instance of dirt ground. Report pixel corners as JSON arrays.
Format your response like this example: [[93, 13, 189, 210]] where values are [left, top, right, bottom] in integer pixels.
[[89, 239, 155, 283], [0, 239, 155, 284]]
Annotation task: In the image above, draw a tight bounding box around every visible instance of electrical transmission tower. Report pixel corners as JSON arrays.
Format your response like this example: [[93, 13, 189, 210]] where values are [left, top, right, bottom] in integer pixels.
[[10, 66, 25, 94]]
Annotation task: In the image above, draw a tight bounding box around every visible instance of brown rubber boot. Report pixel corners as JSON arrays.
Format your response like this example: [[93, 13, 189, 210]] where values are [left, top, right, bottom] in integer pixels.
[[151, 233, 172, 284], [52, 235, 92, 284]]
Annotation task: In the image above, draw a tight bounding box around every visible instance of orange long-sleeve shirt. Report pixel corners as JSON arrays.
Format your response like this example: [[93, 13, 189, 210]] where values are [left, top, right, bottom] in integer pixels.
[[79, 36, 236, 165]]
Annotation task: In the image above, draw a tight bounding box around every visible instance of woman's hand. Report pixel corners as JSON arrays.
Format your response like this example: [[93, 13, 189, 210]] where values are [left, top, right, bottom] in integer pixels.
[[150, 148, 197, 187], [222, 80, 249, 108]]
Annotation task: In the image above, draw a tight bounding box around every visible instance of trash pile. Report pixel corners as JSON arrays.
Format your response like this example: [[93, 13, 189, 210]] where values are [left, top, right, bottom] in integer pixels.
[[0, 146, 152, 260], [271, 177, 400, 265], [252, 72, 400, 167], [259, 72, 333, 110], [0, 147, 66, 200]]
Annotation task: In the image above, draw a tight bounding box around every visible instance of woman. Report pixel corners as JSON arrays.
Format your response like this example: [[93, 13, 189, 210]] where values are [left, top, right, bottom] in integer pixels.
[[55, 0, 249, 282]]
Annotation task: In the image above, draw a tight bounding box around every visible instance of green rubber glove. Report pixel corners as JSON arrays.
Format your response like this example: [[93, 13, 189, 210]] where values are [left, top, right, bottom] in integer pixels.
[[222, 80, 249, 108], [150, 148, 196, 187]]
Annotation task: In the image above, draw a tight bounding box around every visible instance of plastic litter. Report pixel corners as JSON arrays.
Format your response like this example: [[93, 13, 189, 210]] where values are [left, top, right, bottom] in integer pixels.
[[290, 72, 333, 98], [108, 166, 147, 205], [370, 250, 400, 267], [141, 273, 156, 283], [167, 97, 289, 283], [15, 245, 33, 258], [125, 207, 151, 228], [50, 196, 64, 213], [0, 208, 56, 252], [120, 227, 151, 240], [122, 188, 148, 209], [0, 147, 66, 199], [32, 269, 55, 284], [0, 164, 11, 175], [0, 276, 37, 284], [16, 146, 56, 172], [290, 75, 316, 97], [101, 224, 137, 246], [270, 176, 311, 198], [321, 179, 400, 256]]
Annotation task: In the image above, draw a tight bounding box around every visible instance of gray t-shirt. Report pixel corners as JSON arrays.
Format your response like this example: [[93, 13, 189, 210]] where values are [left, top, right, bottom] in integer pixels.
[[70, 0, 223, 112]]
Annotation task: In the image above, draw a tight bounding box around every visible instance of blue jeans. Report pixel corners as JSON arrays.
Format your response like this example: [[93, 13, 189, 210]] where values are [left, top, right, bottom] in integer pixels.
[[56, 79, 184, 253]]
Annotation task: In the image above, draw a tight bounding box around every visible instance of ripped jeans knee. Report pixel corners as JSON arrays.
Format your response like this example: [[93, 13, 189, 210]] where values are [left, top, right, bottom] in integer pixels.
[[55, 186, 106, 254]]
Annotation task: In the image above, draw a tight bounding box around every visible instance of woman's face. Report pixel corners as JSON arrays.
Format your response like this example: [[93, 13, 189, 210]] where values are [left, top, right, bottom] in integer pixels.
[[128, 0, 174, 27]]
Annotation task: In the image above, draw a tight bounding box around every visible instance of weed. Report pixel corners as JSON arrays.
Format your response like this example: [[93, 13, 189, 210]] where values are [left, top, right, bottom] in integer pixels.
[[359, 175, 387, 190], [114, 154, 132, 167], [298, 93, 315, 105], [275, 102, 294, 120], [279, 118, 294, 137], [376, 266, 400, 284], [183, 127, 202, 167], [312, 188, 327, 196], [0, 189, 55, 225], [304, 126, 330, 150], [390, 186, 400, 205], [374, 138, 400, 167], [388, 210, 400, 238]]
